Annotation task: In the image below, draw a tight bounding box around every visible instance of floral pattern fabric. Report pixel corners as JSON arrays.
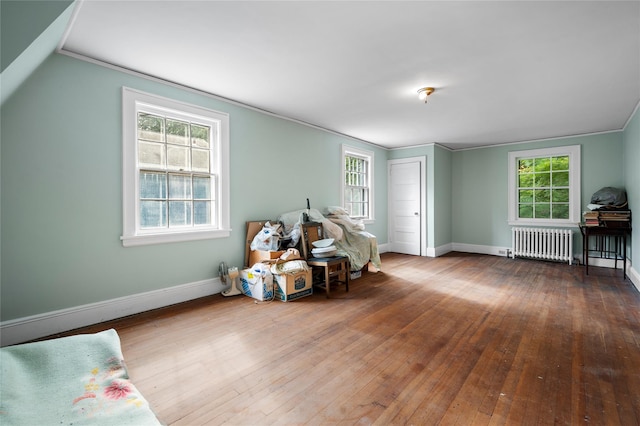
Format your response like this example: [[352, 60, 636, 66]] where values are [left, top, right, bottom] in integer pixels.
[[0, 329, 161, 425]]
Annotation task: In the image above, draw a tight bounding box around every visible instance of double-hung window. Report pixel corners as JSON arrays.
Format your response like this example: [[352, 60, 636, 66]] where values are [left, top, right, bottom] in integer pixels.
[[122, 88, 230, 246], [341, 145, 374, 222], [508, 145, 581, 227]]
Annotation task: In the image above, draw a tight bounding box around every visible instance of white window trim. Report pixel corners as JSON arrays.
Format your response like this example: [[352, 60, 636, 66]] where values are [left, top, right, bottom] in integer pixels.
[[341, 144, 375, 223], [121, 87, 231, 247], [508, 145, 581, 227]]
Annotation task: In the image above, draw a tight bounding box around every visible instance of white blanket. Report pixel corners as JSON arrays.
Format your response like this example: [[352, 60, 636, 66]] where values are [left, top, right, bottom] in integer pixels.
[[278, 209, 381, 272]]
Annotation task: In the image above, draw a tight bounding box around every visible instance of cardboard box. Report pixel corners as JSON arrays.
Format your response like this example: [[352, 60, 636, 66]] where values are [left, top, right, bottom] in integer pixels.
[[239, 267, 274, 301], [274, 270, 313, 302], [248, 249, 286, 268]]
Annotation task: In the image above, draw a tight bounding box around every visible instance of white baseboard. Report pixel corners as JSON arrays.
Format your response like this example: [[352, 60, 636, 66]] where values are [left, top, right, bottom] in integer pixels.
[[1, 277, 226, 346], [432, 243, 453, 257], [583, 257, 619, 269], [628, 265, 640, 293], [451, 243, 511, 257]]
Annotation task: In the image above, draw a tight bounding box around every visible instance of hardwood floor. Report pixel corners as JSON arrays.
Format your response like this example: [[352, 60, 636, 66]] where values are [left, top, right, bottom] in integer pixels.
[[51, 252, 640, 425]]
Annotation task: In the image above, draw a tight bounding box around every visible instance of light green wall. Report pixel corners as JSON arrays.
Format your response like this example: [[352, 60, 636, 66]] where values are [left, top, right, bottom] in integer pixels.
[[623, 106, 639, 273], [0, 53, 388, 321], [451, 132, 625, 251], [434, 146, 453, 248], [0, 0, 75, 105], [0, 0, 73, 71]]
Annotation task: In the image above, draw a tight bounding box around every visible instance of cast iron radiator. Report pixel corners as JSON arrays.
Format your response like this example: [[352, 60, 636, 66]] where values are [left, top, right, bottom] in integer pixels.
[[511, 227, 573, 265]]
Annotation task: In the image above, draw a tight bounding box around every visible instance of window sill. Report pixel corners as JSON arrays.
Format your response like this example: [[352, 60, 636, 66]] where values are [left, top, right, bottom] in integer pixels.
[[508, 220, 579, 228], [121, 228, 231, 247]]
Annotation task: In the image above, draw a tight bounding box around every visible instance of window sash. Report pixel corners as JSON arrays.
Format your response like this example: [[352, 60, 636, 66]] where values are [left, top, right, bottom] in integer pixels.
[[136, 107, 217, 231], [139, 171, 215, 229], [516, 155, 570, 220]]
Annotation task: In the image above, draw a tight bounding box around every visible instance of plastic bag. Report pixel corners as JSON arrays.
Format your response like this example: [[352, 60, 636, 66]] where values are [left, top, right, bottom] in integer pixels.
[[250, 222, 281, 251]]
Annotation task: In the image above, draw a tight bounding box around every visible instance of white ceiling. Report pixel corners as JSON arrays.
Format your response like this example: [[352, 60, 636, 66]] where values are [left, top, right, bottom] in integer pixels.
[[60, 0, 640, 150]]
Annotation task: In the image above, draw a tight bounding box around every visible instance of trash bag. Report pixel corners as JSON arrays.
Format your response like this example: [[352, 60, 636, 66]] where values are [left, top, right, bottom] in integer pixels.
[[250, 222, 281, 251], [590, 187, 627, 208]]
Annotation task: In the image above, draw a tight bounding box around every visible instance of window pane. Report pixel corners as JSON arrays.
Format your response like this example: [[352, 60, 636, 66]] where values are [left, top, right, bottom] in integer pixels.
[[140, 172, 166, 199], [534, 204, 550, 218], [167, 145, 190, 171], [139, 141, 165, 168], [191, 124, 210, 149], [534, 173, 550, 187], [138, 113, 164, 142], [552, 204, 569, 219], [534, 189, 550, 203], [552, 171, 569, 187], [518, 159, 533, 173], [192, 149, 210, 172], [519, 189, 533, 203], [194, 201, 211, 225], [193, 176, 210, 199], [168, 174, 191, 199], [519, 204, 533, 218], [552, 188, 569, 202], [345, 188, 353, 202], [534, 158, 550, 172], [551, 156, 569, 171], [166, 119, 189, 145], [518, 173, 533, 188], [169, 201, 192, 226], [140, 201, 166, 228]]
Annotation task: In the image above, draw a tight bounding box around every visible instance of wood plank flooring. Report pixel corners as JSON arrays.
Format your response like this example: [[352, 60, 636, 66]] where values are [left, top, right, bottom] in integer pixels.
[[47, 252, 640, 425]]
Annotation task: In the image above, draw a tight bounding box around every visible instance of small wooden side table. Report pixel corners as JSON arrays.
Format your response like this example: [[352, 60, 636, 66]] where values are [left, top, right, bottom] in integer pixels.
[[579, 224, 631, 279]]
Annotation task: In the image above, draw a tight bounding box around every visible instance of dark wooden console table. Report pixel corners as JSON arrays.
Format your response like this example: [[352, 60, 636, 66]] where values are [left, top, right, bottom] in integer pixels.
[[579, 224, 631, 279]]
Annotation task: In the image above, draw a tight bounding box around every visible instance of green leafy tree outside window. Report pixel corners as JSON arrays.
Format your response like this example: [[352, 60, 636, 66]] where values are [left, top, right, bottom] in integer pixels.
[[517, 156, 569, 220]]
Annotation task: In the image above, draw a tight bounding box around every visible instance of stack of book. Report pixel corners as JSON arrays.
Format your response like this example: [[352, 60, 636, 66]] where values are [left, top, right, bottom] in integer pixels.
[[583, 211, 600, 226], [599, 210, 631, 228]]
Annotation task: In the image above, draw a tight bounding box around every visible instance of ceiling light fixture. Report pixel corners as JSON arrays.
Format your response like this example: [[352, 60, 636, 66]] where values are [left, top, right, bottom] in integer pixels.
[[417, 87, 435, 103]]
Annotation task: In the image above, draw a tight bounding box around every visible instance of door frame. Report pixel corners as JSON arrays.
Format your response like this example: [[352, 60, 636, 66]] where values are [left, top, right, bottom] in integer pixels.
[[387, 156, 427, 256]]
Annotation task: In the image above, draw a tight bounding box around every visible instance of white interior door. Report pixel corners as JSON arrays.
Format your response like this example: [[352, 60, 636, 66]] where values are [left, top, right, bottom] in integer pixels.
[[388, 158, 425, 255]]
